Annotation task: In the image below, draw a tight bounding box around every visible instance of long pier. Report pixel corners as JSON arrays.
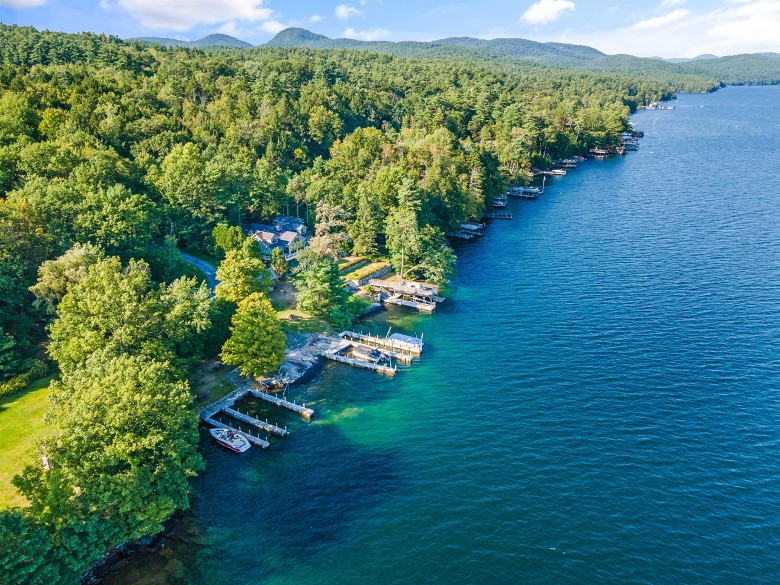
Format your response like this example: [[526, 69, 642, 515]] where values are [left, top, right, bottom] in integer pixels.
[[322, 351, 397, 375], [202, 416, 271, 449], [340, 331, 423, 357], [222, 406, 289, 437], [246, 387, 314, 419]]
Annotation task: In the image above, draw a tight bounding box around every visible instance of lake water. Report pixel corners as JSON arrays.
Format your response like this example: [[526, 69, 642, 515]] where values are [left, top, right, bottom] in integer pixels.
[[109, 85, 780, 584]]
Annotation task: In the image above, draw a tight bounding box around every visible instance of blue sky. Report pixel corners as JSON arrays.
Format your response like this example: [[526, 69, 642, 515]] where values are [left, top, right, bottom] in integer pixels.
[[1, 0, 778, 58]]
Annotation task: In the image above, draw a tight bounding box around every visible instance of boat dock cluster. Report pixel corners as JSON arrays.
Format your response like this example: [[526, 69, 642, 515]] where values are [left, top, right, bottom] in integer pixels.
[[204, 127, 645, 453], [200, 379, 314, 450], [458, 130, 643, 241], [201, 329, 426, 450]]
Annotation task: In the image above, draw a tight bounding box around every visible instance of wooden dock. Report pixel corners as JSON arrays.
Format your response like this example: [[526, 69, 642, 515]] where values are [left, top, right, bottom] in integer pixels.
[[369, 279, 445, 313], [202, 416, 270, 449], [385, 294, 436, 312], [483, 211, 513, 219], [507, 189, 540, 199], [340, 330, 423, 356], [222, 406, 289, 437], [322, 351, 397, 375], [200, 386, 247, 420], [246, 387, 314, 419]]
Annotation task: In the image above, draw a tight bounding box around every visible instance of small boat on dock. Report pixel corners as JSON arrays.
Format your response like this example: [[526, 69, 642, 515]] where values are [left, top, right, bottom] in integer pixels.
[[210, 427, 251, 453], [493, 194, 508, 207]]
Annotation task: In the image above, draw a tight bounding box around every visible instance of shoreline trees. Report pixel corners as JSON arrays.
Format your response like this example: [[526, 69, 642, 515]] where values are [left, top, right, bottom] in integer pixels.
[[0, 23, 702, 583]]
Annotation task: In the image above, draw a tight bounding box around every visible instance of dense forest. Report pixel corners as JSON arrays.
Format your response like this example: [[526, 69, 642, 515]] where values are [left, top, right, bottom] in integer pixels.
[[264, 27, 780, 91], [0, 22, 760, 583]]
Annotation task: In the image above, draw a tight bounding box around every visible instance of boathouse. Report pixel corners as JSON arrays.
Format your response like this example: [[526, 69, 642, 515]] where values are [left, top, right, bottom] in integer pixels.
[[369, 278, 445, 312]]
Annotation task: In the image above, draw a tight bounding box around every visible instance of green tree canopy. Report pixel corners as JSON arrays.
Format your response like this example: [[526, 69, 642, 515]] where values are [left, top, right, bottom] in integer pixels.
[[29, 242, 103, 316], [215, 247, 271, 304], [13, 352, 204, 582], [220, 292, 286, 378], [48, 256, 211, 373]]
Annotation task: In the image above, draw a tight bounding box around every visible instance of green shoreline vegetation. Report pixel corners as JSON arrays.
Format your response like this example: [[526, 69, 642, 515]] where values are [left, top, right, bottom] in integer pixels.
[[1, 22, 778, 584]]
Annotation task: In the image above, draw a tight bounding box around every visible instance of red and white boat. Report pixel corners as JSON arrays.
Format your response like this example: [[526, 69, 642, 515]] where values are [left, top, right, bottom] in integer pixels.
[[209, 427, 251, 453]]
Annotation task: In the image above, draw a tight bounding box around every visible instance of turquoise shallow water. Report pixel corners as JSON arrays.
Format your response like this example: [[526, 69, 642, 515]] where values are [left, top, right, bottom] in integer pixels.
[[110, 86, 780, 584]]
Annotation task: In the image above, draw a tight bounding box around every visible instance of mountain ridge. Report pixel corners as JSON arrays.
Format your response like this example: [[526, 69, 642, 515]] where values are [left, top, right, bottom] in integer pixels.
[[260, 28, 780, 87], [130, 33, 252, 48]]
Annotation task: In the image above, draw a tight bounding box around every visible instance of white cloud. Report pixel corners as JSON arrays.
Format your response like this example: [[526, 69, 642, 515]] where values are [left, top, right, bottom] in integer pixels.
[[217, 20, 240, 35], [628, 8, 690, 30], [343, 27, 389, 41], [309, 14, 324, 23], [101, 0, 272, 31], [555, 0, 780, 58], [521, 0, 575, 25], [660, 0, 685, 7], [259, 19, 285, 34], [335, 4, 363, 19], [0, 0, 46, 7], [704, 0, 780, 53]]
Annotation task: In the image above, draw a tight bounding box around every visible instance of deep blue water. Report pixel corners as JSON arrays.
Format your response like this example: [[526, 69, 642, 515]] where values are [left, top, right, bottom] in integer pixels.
[[111, 86, 780, 584]]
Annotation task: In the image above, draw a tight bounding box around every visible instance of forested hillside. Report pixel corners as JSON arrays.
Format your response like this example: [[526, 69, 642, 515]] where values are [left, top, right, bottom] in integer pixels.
[[0, 22, 697, 583], [264, 28, 780, 90]]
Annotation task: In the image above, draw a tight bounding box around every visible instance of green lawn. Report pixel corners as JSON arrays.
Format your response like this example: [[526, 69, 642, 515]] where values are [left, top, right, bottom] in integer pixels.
[[189, 360, 236, 404], [0, 375, 55, 508]]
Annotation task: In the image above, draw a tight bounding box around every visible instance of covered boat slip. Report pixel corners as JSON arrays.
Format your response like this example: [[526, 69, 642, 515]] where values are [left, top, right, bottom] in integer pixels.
[[369, 278, 446, 313], [339, 330, 424, 357]]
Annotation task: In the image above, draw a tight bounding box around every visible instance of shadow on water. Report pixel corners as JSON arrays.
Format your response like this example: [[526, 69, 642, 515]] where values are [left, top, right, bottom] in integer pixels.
[[106, 415, 403, 585]]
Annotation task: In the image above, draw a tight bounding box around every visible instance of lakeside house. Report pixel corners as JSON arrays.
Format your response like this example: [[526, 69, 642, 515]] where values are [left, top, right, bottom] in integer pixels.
[[244, 215, 309, 261]]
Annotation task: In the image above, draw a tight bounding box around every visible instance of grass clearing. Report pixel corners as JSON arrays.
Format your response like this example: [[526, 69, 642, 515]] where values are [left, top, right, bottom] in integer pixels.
[[0, 374, 55, 508], [189, 360, 235, 404]]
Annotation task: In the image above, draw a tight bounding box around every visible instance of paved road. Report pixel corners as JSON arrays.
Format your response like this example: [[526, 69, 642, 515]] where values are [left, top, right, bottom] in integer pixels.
[[181, 253, 218, 291]]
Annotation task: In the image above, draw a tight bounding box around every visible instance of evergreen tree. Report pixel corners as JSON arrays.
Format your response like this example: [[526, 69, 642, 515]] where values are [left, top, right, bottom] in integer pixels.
[[270, 247, 289, 278], [293, 249, 352, 328]]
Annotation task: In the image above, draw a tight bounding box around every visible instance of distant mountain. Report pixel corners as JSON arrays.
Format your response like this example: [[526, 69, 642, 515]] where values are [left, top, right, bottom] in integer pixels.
[[264, 28, 330, 47], [132, 36, 188, 47], [190, 34, 252, 48], [264, 28, 604, 67], [131, 33, 252, 48], [665, 54, 719, 64], [262, 28, 780, 88]]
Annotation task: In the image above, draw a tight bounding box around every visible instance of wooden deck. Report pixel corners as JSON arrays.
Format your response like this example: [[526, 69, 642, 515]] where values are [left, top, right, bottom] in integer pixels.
[[369, 279, 445, 313], [321, 351, 397, 375]]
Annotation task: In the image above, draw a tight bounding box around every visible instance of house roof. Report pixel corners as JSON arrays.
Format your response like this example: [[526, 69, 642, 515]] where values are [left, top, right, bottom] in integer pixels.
[[278, 230, 301, 244], [248, 229, 277, 246]]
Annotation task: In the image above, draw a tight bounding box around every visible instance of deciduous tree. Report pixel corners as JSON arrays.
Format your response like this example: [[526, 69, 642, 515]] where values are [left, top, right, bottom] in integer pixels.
[[220, 292, 286, 378]]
